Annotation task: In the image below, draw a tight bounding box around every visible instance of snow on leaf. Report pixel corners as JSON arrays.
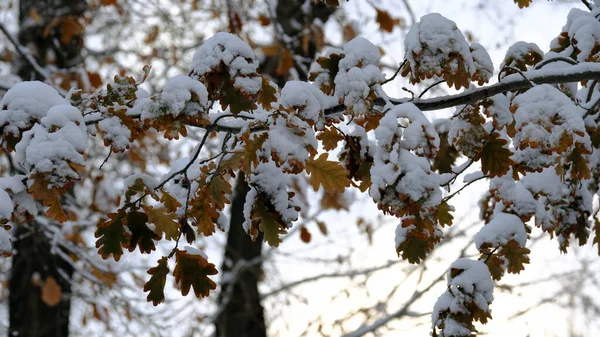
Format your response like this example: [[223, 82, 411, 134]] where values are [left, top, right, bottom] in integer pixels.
[[143, 257, 169, 306], [174, 250, 217, 298], [305, 153, 351, 193], [251, 198, 288, 247], [402, 13, 493, 89]]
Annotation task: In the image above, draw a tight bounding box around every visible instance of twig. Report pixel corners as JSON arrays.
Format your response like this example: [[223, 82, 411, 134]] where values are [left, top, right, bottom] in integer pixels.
[[382, 60, 406, 85], [582, 0, 593, 11], [419, 79, 446, 99]]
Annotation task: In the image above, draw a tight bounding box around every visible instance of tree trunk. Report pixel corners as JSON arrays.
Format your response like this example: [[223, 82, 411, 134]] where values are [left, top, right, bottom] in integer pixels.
[[9, 1, 86, 336], [215, 2, 336, 337]]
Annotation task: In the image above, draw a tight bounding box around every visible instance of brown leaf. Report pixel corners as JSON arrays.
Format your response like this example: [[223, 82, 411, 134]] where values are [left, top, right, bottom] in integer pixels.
[[41, 276, 62, 307], [305, 153, 351, 193], [375, 8, 400, 33], [300, 226, 312, 243]]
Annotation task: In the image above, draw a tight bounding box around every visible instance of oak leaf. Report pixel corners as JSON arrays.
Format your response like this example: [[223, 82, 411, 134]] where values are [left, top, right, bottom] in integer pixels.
[[145, 206, 180, 241], [375, 8, 401, 33], [498, 240, 530, 274], [95, 211, 130, 261], [479, 134, 513, 178], [144, 257, 169, 306], [126, 209, 159, 254], [41, 276, 62, 307], [317, 127, 344, 151], [258, 77, 278, 110], [174, 250, 218, 298], [305, 153, 351, 193]]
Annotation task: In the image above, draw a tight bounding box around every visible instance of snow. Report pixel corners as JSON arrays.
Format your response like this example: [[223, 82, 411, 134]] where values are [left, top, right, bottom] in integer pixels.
[[266, 116, 317, 173], [432, 258, 494, 335], [404, 13, 493, 86], [184, 246, 208, 259], [0, 226, 11, 256], [512, 84, 590, 172], [370, 103, 442, 209], [246, 161, 298, 223], [394, 223, 415, 248], [124, 173, 159, 191], [15, 105, 88, 188], [0, 188, 13, 221], [500, 41, 543, 70], [474, 212, 527, 250], [190, 32, 261, 96], [551, 8, 600, 62], [97, 116, 132, 152], [0, 81, 68, 138], [280, 81, 336, 124], [335, 37, 385, 114]]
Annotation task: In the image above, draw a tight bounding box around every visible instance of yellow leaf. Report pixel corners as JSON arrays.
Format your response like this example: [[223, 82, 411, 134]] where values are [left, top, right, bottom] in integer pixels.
[[305, 153, 351, 193], [317, 127, 344, 151], [41, 276, 62, 307], [145, 206, 180, 241]]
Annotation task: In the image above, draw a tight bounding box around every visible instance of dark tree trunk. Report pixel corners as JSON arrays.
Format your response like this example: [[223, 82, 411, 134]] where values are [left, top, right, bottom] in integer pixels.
[[215, 173, 266, 337], [215, 2, 336, 337], [9, 1, 86, 336]]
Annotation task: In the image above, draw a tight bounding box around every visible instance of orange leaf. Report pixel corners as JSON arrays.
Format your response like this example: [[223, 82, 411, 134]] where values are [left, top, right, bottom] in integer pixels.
[[41, 276, 62, 307]]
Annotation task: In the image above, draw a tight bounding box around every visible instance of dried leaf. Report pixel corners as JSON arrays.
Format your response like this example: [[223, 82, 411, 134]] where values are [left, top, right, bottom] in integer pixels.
[[305, 153, 351, 193], [41, 276, 62, 307], [174, 250, 218, 298], [144, 257, 169, 306]]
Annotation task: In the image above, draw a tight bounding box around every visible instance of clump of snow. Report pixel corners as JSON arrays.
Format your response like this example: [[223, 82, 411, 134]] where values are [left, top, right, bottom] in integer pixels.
[[190, 32, 261, 96], [500, 41, 544, 71], [184, 246, 208, 259], [370, 104, 442, 215], [245, 160, 299, 224], [403, 13, 493, 88], [432, 258, 494, 337], [141, 74, 210, 121], [309, 38, 385, 115], [16, 104, 88, 188], [483, 94, 513, 130], [512, 84, 590, 172], [279, 81, 336, 125], [334, 37, 385, 114], [550, 8, 600, 62], [474, 212, 527, 250], [97, 116, 132, 152], [265, 115, 317, 173], [0, 81, 69, 150]]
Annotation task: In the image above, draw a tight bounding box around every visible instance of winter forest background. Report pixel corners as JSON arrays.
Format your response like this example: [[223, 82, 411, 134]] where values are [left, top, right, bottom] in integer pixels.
[[1, 0, 600, 336]]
